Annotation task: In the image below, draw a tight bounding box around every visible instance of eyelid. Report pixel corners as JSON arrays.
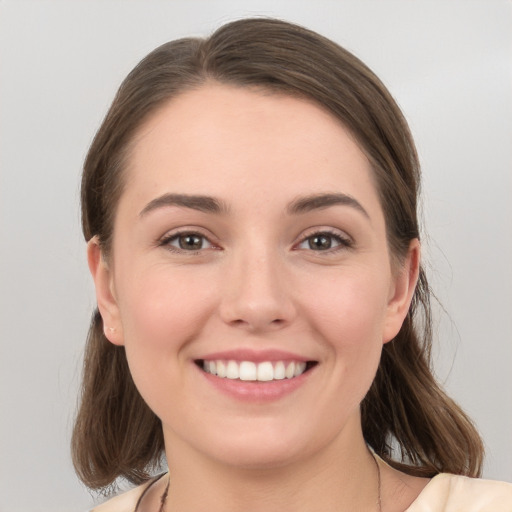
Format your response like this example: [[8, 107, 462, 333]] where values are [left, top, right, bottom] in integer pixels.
[[156, 226, 353, 254], [294, 227, 354, 252], [158, 227, 220, 254]]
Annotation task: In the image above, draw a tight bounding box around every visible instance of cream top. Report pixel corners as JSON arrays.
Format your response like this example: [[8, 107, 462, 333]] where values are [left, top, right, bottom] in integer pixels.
[[406, 473, 512, 511], [91, 473, 512, 512]]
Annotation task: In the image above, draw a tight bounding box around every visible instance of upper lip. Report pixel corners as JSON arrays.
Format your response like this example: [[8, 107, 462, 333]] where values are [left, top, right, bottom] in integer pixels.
[[197, 349, 315, 363]]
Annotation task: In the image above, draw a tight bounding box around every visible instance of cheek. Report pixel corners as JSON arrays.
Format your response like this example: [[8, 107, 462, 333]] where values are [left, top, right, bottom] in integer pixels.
[[299, 268, 390, 405], [113, 265, 224, 422], [302, 268, 390, 348], [114, 266, 216, 396], [286, 269, 391, 436], [118, 265, 215, 344]]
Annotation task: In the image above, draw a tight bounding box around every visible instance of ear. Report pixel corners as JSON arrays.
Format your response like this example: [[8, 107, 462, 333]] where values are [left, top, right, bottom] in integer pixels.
[[382, 239, 421, 344], [87, 237, 124, 346]]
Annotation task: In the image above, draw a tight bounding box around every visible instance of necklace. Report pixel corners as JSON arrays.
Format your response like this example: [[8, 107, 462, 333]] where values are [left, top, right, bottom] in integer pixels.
[[158, 454, 382, 511], [158, 477, 169, 512], [373, 452, 383, 512]]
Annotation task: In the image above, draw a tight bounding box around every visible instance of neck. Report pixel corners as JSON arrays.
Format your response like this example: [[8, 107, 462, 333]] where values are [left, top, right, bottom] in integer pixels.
[[162, 422, 380, 512]]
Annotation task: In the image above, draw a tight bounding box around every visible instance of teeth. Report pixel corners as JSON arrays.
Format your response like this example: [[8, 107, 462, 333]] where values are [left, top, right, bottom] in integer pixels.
[[274, 361, 285, 380], [239, 361, 257, 381], [294, 361, 306, 377], [257, 361, 274, 381], [201, 359, 309, 381], [285, 362, 295, 379], [216, 360, 227, 378], [226, 360, 239, 379]]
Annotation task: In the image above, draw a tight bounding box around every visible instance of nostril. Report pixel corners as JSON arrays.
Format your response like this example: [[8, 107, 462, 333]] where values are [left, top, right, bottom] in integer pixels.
[[228, 317, 287, 331], [229, 318, 251, 328]]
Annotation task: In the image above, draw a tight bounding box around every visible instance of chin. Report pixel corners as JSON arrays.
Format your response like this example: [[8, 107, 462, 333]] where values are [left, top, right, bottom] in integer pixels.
[[210, 440, 307, 471], [197, 416, 344, 472]]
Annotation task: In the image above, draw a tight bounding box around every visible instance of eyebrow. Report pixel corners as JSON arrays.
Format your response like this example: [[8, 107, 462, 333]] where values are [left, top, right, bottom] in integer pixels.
[[139, 193, 229, 217], [139, 192, 369, 219], [287, 193, 370, 219]]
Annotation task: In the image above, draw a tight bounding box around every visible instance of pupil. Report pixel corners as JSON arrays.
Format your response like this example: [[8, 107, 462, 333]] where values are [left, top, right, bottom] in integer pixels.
[[310, 235, 331, 250], [179, 234, 202, 250]]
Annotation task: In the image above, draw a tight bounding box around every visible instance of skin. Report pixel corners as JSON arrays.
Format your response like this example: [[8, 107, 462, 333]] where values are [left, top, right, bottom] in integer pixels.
[[89, 83, 427, 511]]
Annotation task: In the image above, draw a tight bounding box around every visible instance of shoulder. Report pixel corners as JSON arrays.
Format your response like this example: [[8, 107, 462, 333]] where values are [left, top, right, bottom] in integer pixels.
[[90, 482, 149, 512], [407, 473, 512, 511]]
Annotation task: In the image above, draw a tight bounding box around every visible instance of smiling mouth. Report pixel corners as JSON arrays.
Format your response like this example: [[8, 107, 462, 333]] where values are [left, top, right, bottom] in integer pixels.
[[195, 359, 318, 382]]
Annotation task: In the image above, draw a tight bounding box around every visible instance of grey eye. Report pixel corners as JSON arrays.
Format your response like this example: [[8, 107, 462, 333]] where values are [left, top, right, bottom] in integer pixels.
[[178, 234, 204, 250], [307, 234, 335, 250], [296, 231, 352, 252], [166, 233, 212, 251]]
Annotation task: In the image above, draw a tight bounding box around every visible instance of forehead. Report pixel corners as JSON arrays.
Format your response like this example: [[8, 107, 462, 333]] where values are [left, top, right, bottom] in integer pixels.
[[122, 83, 380, 216]]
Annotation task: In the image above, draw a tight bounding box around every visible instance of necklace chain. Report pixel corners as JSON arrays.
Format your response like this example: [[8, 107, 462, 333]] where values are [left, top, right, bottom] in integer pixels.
[[158, 453, 382, 512], [158, 478, 169, 512], [373, 452, 383, 512]]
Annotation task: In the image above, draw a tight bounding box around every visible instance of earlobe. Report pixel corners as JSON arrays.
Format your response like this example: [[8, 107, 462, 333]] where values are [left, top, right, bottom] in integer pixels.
[[87, 237, 124, 346], [382, 239, 421, 344]]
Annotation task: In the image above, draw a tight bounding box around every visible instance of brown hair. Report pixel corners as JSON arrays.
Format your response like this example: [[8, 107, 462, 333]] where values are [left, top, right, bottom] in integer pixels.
[[73, 17, 484, 490]]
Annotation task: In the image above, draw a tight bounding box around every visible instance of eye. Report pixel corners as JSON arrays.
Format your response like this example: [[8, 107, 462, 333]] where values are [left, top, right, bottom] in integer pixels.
[[296, 231, 352, 252], [161, 231, 214, 252]]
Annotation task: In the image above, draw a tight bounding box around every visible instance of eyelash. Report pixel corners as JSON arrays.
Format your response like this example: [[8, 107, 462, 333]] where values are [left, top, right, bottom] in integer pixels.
[[295, 229, 354, 253], [158, 230, 217, 254], [158, 229, 353, 255]]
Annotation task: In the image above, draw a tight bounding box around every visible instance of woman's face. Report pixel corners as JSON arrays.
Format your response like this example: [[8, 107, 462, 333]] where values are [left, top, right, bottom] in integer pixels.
[[90, 83, 418, 469]]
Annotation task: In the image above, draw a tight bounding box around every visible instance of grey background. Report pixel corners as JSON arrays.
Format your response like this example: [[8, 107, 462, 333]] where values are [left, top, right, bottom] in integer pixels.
[[0, 1, 511, 511]]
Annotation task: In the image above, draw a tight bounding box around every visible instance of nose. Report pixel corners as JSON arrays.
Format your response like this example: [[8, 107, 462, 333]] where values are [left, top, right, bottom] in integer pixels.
[[219, 248, 296, 332]]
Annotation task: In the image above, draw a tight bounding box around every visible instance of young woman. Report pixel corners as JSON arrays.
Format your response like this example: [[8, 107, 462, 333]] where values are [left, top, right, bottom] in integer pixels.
[[72, 18, 512, 512]]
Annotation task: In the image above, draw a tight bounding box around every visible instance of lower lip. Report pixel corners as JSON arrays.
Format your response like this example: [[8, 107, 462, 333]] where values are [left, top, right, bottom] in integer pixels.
[[198, 365, 313, 402]]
